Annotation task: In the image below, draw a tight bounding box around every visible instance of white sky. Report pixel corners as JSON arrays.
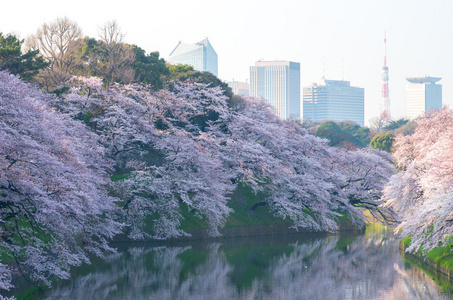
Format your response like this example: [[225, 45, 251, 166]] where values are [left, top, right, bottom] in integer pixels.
[[2, 0, 453, 125]]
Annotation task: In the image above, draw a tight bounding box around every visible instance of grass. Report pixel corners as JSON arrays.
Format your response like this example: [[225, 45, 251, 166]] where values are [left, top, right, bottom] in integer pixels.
[[110, 173, 130, 181], [426, 239, 453, 270], [178, 184, 294, 231], [400, 235, 453, 295], [402, 235, 453, 273], [333, 211, 351, 224], [178, 203, 209, 231], [109, 176, 355, 233], [401, 236, 411, 246], [149, 184, 358, 233], [224, 184, 293, 227]]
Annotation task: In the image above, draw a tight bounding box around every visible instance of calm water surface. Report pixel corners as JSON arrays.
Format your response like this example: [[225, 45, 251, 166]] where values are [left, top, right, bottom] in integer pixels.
[[14, 225, 453, 300]]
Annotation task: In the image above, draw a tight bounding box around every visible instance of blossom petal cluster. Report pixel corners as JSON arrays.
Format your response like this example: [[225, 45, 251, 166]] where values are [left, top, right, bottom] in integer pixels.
[[383, 108, 453, 252], [0, 72, 121, 289], [0, 73, 395, 292], [58, 77, 395, 238]]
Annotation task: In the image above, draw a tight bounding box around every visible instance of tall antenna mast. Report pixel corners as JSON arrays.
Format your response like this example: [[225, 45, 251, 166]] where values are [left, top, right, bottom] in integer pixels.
[[381, 31, 391, 124]]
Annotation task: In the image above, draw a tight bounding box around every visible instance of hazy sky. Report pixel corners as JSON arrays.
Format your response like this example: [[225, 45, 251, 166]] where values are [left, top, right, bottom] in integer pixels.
[[2, 0, 452, 125]]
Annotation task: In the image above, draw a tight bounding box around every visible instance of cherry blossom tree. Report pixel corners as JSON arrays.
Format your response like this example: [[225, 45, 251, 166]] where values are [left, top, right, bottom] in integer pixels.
[[56, 79, 236, 238], [382, 108, 453, 252], [215, 96, 395, 230], [0, 72, 121, 290], [214, 98, 341, 230], [331, 147, 397, 225], [56, 77, 395, 240]]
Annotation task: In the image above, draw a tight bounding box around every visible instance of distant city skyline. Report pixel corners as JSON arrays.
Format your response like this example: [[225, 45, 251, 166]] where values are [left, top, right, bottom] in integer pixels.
[[250, 61, 301, 120], [168, 38, 218, 76], [405, 76, 442, 120], [303, 79, 365, 126], [2, 0, 452, 126], [227, 80, 249, 97]]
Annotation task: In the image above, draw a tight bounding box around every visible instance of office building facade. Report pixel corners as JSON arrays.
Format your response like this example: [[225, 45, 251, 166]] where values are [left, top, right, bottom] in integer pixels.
[[405, 76, 442, 120], [250, 61, 300, 120], [303, 79, 364, 126], [168, 38, 218, 76], [227, 81, 249, 96]]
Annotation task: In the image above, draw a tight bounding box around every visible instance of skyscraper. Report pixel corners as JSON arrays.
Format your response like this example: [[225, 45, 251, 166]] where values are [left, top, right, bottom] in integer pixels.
[[249, 61, 300, 120], [303, 79, 364, 126], [405, 76, 442, 120], [168, 38, 218, 76]]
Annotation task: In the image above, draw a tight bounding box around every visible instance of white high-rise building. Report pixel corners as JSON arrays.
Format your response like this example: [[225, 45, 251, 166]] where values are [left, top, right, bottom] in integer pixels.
[[303, 79, 365, 126], [405, 76, 442, 120], [227, 80, 249, 96], [168, 38, 218, 76], [249, 61, 300, 120]]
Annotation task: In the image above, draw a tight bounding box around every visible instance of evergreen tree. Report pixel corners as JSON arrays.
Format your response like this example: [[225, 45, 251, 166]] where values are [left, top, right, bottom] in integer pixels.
[[370, 132, 394, 152], [316, 120, 361, 147], [132, 46, 169, 90], [167, 64, 233, 100], [0, 33, 48, 81]]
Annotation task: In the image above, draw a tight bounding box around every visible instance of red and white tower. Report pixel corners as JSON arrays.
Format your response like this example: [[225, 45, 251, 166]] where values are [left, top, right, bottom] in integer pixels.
[[381, 32, 391, 124]]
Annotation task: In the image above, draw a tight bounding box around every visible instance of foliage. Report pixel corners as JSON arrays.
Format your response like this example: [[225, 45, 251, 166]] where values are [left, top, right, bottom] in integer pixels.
[[424, 238, 453, 270], [0, 33, 48, 82], [339, 120, 360, 135], [0, 72, 396, 292], [225, 184, 293, 227], [330, 148, 396, 225], [0, 72, 121, 290], [382, 118, 408, 131], [370, 132, 394, 152], [353, 127, 371, 146], [215, 100, 393, 230], [382, 108, 453, 253], [132, 46, 169, 90], [53, 78, 236, 238], [168, 64, 194, 74], [316, 120, 361, 147], [167, 64, 233, 100], [57, 78, 395, 238], [78, 21, 135, 89], [393, 120, 416, 136]]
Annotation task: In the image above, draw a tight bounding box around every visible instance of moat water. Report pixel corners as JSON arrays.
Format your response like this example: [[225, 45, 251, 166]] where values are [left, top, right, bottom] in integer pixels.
[[11, 225, 453, 299]]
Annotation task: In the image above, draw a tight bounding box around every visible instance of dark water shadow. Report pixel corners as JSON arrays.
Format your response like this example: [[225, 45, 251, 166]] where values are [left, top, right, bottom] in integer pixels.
[[8, 226, 452, 300]]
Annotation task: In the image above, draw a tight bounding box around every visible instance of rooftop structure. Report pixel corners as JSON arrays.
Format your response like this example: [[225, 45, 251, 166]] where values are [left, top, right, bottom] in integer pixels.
[[406, 76, 442, 84], [168, 38, 218, 76], [406, 76, 442, 120]]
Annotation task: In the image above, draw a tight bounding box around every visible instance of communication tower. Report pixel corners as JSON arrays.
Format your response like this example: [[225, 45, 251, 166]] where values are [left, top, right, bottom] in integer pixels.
[[381, 32, 391, 124]]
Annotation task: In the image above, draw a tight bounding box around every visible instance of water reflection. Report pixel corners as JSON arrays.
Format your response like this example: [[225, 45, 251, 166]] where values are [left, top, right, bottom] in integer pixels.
[[20, 226, 452, 300]]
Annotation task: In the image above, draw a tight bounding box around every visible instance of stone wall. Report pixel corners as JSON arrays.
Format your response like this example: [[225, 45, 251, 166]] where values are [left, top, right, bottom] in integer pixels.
[[113, 221, 363, 243], [400, 242, 453, 285]]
